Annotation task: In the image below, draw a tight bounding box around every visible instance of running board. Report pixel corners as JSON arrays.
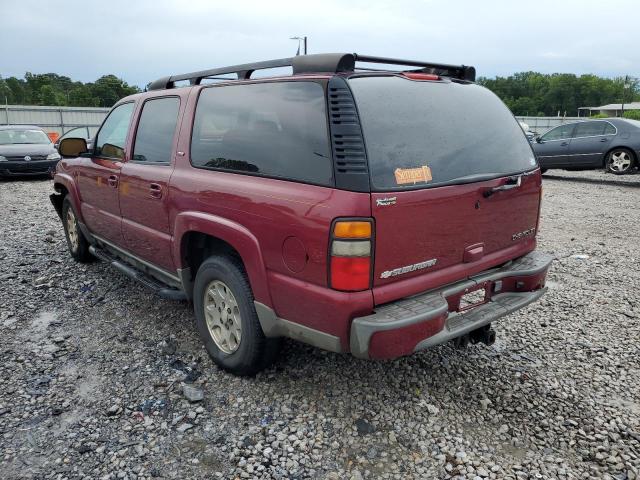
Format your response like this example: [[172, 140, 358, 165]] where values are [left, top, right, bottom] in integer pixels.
[[89, 245, 187, 301]]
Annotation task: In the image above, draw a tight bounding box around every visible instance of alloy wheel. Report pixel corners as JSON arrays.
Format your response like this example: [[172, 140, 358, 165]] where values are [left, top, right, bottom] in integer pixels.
[[203, 280, 242, 354], [66, 208, 79, 252], [608, 150, 632, 173]]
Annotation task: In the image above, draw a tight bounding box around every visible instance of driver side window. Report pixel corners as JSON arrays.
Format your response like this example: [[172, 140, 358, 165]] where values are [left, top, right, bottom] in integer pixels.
[[95, 102, 135, 159], [542, 123, 574, 141]]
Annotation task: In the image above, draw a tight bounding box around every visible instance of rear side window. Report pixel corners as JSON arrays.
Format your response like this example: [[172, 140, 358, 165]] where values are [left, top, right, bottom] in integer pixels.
[[349, 76, 536, 191], [133, 97, 180, 164], [542, 124, 575, 141], [603, 122, 616, 135], [573, 121, 607, 138], [95, 102, 135, 159], [190, 82, 332, 186]]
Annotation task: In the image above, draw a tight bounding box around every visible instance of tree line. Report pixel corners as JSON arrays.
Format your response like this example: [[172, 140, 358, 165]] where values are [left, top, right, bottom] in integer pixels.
[[0, 73, 140, 108], [478, 72, 639, 117], [1, 71, 638, 116]]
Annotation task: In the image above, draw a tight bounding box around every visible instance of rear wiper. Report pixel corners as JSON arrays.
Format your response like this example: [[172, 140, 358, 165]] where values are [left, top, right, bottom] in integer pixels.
[[483, 175, 522, 198], [433, 173, 503, 188]]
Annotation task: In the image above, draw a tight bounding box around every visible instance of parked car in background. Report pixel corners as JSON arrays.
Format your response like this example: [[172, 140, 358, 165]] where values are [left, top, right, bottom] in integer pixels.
[[532, 118, 640, 174], [0, 125, 61, 177], [50, 53, 552, 375], [519, 121, 537, 142], [54, 126, 97, 151]]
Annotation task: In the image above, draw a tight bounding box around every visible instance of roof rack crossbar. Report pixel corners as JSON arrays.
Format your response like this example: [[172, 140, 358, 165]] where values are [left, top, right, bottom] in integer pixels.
[[353, 54, 475, 82], [147, 53, 475, 90]]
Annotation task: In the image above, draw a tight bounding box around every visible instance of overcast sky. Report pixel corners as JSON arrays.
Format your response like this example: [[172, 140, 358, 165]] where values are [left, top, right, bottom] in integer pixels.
[[1, 0, 638, 87]]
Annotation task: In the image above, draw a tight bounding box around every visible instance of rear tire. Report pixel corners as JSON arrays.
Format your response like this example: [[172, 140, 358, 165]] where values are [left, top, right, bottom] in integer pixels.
[[62, 197, 93, 263], [605, 148, 635, 175], [193, 255, 280, 376]]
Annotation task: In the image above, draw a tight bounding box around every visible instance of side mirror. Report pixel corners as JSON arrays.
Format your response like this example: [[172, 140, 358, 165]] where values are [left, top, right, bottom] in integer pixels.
[[59, 138, 88, 157], [535, 136, 542, 143]]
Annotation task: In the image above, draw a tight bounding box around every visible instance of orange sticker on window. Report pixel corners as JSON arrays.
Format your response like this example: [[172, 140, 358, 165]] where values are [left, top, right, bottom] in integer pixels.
[[394, 166, 432, 185]]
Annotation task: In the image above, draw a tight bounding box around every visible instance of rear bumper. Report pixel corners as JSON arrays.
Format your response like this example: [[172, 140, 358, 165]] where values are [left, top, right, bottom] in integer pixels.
[[350, 251, 553, 359], [0, 160, 58, 177]]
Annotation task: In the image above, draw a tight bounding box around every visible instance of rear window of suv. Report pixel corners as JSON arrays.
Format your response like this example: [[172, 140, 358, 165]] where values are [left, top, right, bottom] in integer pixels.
[[349, 76, 537, 191], [190, 81, 333, 186]]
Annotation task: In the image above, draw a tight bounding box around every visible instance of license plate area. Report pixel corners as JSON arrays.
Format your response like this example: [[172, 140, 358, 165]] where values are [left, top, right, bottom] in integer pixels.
[[458, 283, 489, 312]]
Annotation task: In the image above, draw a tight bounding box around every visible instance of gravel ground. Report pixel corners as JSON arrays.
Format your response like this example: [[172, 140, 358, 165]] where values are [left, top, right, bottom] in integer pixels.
[[1, 170, 639, 480]]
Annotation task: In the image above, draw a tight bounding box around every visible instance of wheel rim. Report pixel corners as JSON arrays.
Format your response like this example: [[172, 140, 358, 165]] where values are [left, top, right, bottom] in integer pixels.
[[66, 208, 79, 251], [609, 151, 632, 172], [203, 280, 242, 354]]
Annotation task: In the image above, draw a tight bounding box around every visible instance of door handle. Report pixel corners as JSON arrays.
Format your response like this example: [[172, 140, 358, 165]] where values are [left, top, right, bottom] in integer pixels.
[[149, 183, 162, 199], [107, 174, 118, 188], [600, 138, 608, 142], [560, 142, 569, 146]]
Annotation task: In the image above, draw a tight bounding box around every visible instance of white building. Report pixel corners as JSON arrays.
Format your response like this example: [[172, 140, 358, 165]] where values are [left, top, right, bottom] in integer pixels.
[[578, 102, 640, 117]]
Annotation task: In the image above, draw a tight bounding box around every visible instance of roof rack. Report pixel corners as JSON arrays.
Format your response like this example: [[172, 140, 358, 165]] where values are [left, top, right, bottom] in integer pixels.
[[147, 53, 475, 91]]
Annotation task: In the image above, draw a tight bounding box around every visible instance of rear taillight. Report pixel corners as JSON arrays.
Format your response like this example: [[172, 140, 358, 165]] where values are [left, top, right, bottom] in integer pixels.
[[329, 219, 373, 291]]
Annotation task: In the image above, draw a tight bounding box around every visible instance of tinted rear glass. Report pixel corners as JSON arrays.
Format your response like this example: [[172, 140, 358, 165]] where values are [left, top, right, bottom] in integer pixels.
[[349, 76, 537, 190], [191, 81, 332, 186]]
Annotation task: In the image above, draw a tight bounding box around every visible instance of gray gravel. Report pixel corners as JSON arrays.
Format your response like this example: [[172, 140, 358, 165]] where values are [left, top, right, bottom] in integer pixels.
[[1, 170, 639, 480]]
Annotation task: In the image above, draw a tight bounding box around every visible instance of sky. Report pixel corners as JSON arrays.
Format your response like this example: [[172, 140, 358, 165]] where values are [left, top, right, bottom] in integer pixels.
[[1, 0, 638, 87]]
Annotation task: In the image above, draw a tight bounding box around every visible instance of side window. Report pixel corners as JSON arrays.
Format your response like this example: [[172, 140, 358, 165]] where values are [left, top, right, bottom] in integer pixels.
[[541, 124, 574, 141], [190, 81, 332, 186], [133, 97, 180, 164], [603, 122, 616, 135], [573, 122, 605, 138], [95, 102, 135, 159]]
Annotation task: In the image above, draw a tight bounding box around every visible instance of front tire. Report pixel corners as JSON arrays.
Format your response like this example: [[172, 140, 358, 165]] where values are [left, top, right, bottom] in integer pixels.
[[605, 148, 635, 175], [62, 197, 93, 263], [193, 255, 280, 376]]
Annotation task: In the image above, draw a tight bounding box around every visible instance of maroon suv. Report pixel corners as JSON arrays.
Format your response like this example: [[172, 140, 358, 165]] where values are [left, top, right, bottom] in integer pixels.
[[50, 53, 552, 375]]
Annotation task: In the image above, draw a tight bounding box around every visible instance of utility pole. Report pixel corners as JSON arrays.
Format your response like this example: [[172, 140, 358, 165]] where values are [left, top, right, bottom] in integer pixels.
[[621, 75, 628, 117], [290, 36, 308, 55]]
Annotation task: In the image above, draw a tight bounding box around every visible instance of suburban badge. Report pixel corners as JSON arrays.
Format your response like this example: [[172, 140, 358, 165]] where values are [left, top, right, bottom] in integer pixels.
[[380, 258, 438, 278], [512, 227, 536, 241]]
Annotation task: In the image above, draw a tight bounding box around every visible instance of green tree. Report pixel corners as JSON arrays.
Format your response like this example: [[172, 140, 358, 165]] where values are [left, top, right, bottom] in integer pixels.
[[478, 72, 640, 116], [0, 72, 140, 107]]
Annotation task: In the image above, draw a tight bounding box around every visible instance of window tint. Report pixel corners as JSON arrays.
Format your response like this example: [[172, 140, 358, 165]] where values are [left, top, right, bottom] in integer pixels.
[[603, 122, 616, 135], [541, 124, 574, 141], [95, 102, 135, 159], [349, 76, 537, 191], [133, 97, 180, 164], [573, 122, 606, 138], [191, 82, 332, 186]]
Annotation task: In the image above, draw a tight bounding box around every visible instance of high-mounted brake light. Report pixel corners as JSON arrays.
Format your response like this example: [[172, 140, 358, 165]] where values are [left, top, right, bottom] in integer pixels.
[[329, 219, 374, 291], [401, 72, 441, 81]]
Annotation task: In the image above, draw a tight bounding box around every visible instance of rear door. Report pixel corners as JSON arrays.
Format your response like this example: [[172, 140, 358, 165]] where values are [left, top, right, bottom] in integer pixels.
[[119, 96, 182, 272], [568, 121, 615, 167], [349, 75, 541, 302], [534, 123, 575, 167], [77, 102, 135, 245]]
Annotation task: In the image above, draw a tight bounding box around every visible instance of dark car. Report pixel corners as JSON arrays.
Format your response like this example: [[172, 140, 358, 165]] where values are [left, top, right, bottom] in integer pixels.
[[50, 53, 551, 375], [532, 118, 640, 175], [0, 125, 61, 177]]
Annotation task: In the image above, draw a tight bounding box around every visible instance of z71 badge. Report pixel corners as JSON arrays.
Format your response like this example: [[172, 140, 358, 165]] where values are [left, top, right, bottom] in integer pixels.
[[380, 258, 438, 279], [512, 227, 536, 241]]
